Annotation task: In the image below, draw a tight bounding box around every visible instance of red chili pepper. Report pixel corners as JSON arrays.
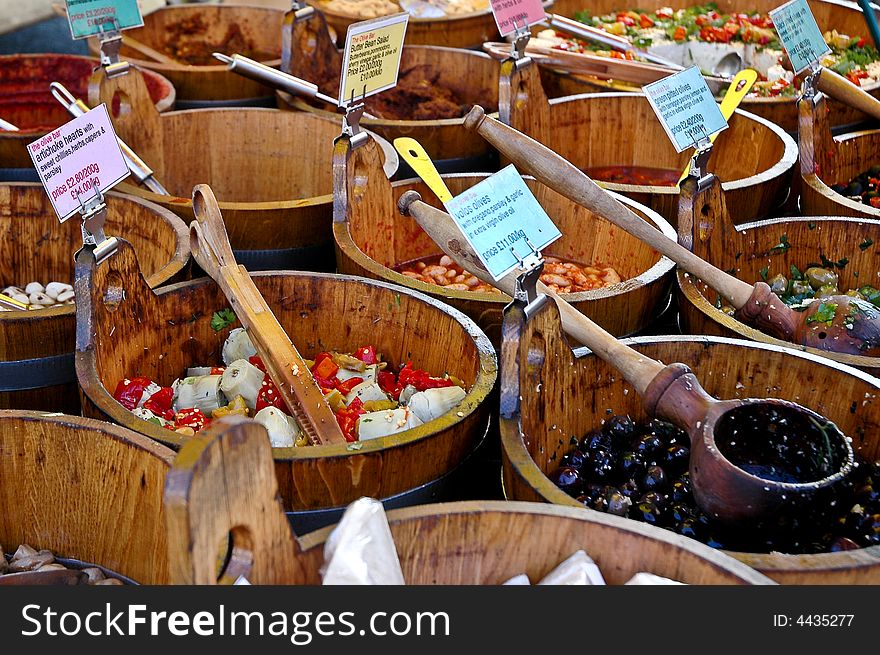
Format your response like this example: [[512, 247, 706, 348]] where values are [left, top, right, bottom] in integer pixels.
[[354, 345, 377, 365], [377, 370, 403, 400], [672, 25, 687, 41], [638, 13, 654, 28], [248, 355, 267, 372], [255, 375, 290, 414], [210, 367, 225, 375], [113, 376, 154, 410], [870, 196, 880, 209], [174, 408, 207, 432], [335, 398, 366, 442], [397, 362, 453, 391], [858, 37, 866, 48], [143, 386, 175, 421], [335, 377, 364, 395]]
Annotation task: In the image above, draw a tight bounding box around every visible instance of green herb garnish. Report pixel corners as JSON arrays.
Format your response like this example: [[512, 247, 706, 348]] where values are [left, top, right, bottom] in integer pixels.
[[759, 265, 769, 281], [860, 238, 874, 251], [769, 234, 790, 254], [789, 264, 803, 280], [210, 308, 237, 332], [805, 302, 838, 325]]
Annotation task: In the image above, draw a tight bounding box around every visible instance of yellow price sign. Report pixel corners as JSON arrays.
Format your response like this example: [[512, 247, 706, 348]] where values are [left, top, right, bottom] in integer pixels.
[[338, 12, 409, 105]]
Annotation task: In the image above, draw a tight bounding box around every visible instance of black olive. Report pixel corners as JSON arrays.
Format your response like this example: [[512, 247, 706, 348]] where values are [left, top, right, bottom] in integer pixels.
[[830, 183, 848, 195], [582, 448, 616, 480], [847, 181, 864, 196], [606, 490, 632, 516], [674, 519, 702, 540], [829, 536, 861, 552], [638, 491, 668, 509], [704, 536, 726, 549], [550, 466, 583, 496], [670, 503, 695, 524], [670, 474, 692, 503], [618, 478, 640, 498], [631, 500, 664, 526], [616, 450, 646, 480], [603, 415, 636, 446], [856, 484, 880, 507], [584, 482, 606, 500], [642, 465, 668, 492], [857, 513, 880, 545], [664, 444, 690, 475], [575, 494, 592, 507], [869, 165, 880, 177], [590, 494, 609, 512], [580, 430, 612, 453], [561, 449, 587, 470], [632, 433, 663, 458]]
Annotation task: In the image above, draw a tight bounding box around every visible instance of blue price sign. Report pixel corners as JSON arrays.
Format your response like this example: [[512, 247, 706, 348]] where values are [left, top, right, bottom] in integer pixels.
[[65, 0, 144, 40], [769, 0, 831, 74], [445, 165, 562, 281], [642, 66, 728, 153]]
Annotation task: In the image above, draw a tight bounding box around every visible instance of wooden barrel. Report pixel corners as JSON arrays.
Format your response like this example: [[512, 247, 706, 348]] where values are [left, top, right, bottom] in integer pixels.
[[497, 295, 880, 583], [333, 133, 675, 344], [799, 94, 880, 221], [548, 0, 880, 133], [165, 417, 773, 584], [88, 4, 285, 104], [0, 183, 189, 414], [0, 410, 174, 584], [500, 61, 797, 226], [0, 54, 175, 171], [303, 1, 552, 48], [75, 239, 496, 528], [281, 8, 500, 173], [87, 66, 397, 272], [676, 175, 880, 375]]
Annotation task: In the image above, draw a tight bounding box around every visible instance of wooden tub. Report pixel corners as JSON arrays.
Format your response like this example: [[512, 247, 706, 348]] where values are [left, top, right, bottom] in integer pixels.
[[677, 175, 880, 375], [799, 94, 880, 222], [165, 416, 773, 585], [75, 239, 496, 530], [498, 294, 880, 583], [87, 66, 397, 272], [0, 54, 174, 170], [333, 132, 675, 344], [498, 61, 798, 226], [281, 8, 500, 173], [88, 4, 285, 105], [0, 183, 189, 413], [547, 0, 880, 133], [0, 411, 174, 585]]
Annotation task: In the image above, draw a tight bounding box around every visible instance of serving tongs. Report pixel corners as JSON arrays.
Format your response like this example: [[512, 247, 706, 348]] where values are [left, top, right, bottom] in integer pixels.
[[395, 185, 854, 527], [0, 117, 19, 131], [189, 185, 346, 446], [49, 82, 169, 196]]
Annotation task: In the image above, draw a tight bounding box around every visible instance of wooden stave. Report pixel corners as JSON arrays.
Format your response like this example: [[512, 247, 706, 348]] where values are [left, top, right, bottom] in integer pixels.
[[0, 410, 175, 585], [497, 298, 880, 583]]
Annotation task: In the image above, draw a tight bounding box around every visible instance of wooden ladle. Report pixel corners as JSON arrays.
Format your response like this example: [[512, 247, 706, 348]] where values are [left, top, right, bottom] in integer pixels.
[[463, 106, 880, 358], [189, 185, 346, 446], [396, 191, 854, 526]]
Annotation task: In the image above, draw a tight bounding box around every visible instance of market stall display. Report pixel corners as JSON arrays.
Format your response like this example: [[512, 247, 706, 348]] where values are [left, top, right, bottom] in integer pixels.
[[495, 60, 796, 225], [87, 4, 286, 105], [0, 183, 188, 414], [333, 133, 675, 343], [0, 54, 174, 171], [164, 417, 773, 585], [0, 411, 174, 585], [75, 239, 496, 529]]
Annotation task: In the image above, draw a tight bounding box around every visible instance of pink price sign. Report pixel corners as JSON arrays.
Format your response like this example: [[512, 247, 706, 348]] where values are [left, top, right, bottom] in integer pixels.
[[27, 104, 129, 223], [490, 0, 546, 37]]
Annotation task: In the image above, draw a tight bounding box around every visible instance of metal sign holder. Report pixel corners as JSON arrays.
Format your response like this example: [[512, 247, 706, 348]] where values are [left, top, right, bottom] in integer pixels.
[[508, 236, 548, 317], [685, 125, 715, 191], [339, 86, 369, 149], [75, 186, 119, 266], [97, 19, 130, 78], [509, 16, 532, 66]]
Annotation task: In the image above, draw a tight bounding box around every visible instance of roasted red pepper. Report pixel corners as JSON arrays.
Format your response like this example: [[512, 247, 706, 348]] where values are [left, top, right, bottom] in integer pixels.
[[248, 355, 267, 372], [143, 386, 175, 421], [113, 376, 154, 410], [312, 356, 339, 380], [335, 397, 366, 442], [174, 407, 207, 432], [256, 375, 290, 414], [354, 345, 377, 365], [377, 370, 403, 400], [397, 362, 454, 391], [335, 376, 364, 395]]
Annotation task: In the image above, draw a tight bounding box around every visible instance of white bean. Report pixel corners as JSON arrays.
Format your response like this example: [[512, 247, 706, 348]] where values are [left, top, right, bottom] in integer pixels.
[[57, 290, 75, 303], [25, 282, 44, 295], [29, 292, 54, 306], [45, 282, 72, 299]]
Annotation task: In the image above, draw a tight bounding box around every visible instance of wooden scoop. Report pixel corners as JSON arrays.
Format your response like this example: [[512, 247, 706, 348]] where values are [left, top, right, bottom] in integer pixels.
[[189, 185, 346, 446], [813, 66, 880, 121], [397, 191, 855, 525], [463, 106, 880, 358]]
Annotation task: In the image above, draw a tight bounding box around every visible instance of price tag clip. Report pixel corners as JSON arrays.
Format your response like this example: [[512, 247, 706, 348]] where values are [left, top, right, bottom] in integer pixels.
[[75, 186, 118, 265], [685, 128, 716, 191], [341, 89, 369, 147], [800, 64, 824, 102], [510, 16, 531, 62], [97, 19, 130, 78], [510, 236, 548, 315]]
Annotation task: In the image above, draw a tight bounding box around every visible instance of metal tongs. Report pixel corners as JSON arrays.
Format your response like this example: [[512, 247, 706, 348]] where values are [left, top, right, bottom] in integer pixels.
[[0, 118, 19, 132], [540, 13, 684, 70], [49, 82, 169, 196]]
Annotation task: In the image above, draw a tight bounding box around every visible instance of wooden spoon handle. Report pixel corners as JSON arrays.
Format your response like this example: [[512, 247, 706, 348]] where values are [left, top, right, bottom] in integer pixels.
[[121, 34, 179, 66], [397, 192, 665, 396], [463, 106, 754, 309], [190, 185, 346, 446], [816, 67, 880, 121]]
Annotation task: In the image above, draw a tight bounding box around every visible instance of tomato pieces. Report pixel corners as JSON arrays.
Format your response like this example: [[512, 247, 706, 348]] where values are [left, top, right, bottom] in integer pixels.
[[113, 376, 154, 410], [143, 386, 175, 421], [398, 362, 454, 391]]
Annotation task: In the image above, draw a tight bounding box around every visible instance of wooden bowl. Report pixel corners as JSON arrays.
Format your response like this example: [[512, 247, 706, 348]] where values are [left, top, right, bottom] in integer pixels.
[[75, 239, 497, 522], [88, 4, 285, 103], [333, 134, 675, 344], [303, 0, 552, 49], [0, 410, 174, 585], [281, 9, 500, 171], [0, 183, 189, 414], [497, 296, 880, 583], [676, 176, 880, 374], [547, 0, 880, 133], [799, 94, 880, 222], [87, 65, 397, 271], [165, 417, 773, 584], [0, 54, 175, 169], [500, 62, 797, 226]]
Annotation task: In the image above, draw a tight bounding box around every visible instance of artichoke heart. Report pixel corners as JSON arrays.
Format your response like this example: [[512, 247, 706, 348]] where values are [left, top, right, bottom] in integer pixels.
[[254, 406, 301, 448], [406, 386, 467, 423], [222, 328, 257, 366], [220, 359, 265, 411], [174, 375, 226, 414]]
